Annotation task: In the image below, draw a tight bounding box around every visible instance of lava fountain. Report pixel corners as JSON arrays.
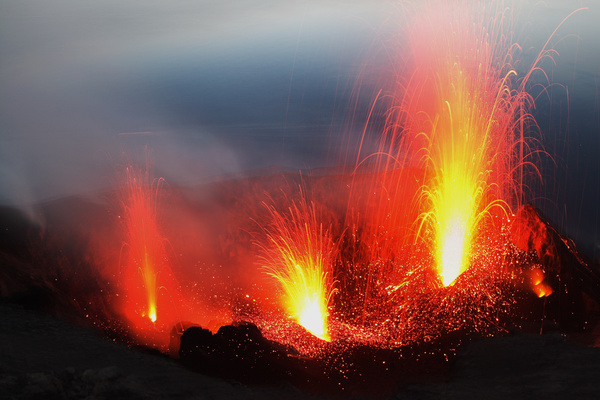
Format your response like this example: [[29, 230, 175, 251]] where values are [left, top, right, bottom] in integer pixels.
[[261, 194, 337, 341], [399, 1, 544, 286], [120, 165, 170, 325]]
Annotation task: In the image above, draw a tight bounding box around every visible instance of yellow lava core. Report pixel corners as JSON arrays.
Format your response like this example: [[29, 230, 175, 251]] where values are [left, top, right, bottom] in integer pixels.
[[263, 200, 335, 342], [298, 299, 326, 338], [289, 267, 330, 341], [148, 308, 157, 323], [143, 249, 158, 323], [425, 78, 496, 287], [122, 165, 169, 327], [429, 162, 480, 287], [440, 216, 468, 286], [410, 2, 523, 287], [270, 251, 332, 342], [430, 145, 483, 287]]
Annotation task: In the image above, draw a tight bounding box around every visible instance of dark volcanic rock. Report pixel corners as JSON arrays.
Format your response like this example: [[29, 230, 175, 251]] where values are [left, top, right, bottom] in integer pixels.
[[178, 321, 455, 396], [179, 322, 298, 382], [0, 206, 39, 259], [512, 204, 600, 331]]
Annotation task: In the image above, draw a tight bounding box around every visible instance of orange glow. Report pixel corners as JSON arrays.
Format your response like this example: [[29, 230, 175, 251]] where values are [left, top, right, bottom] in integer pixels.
[[122, 166, 168, 324], [533, 284, 552, 298], [75, 0, 582, 357], [531, 268, 544, 286], [404, 1, 531, 287], [530, 268, 553, 298], [261, 196, 336, 342]]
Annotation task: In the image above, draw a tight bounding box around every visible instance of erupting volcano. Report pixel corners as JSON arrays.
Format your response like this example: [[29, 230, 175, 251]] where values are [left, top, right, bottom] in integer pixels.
[[102, 0, 595, 360], [1, 0, 599, 398], [350, 1, 550, 292]]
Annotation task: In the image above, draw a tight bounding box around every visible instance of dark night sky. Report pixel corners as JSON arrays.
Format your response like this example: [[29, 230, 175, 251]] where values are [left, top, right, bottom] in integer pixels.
[[0, 0, 598, 257]]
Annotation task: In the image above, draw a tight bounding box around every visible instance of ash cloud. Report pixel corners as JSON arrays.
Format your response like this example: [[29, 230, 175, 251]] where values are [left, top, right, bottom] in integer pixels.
[[0, 0, 380, 210]]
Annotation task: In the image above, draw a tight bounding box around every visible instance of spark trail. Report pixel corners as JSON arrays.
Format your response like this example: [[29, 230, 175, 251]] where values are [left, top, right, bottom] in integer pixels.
[[261, 194, 336, 341], [121, 165, 169, 324], [402, 1, 537, 286]]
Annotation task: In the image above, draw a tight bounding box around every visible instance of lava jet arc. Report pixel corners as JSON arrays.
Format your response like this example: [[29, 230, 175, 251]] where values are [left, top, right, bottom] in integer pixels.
[[261, 198, 336, 342]]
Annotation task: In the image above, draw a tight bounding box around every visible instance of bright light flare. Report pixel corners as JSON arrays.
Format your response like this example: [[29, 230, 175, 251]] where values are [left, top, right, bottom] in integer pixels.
[[148, 303, 157, 323], [261, 197, 336, 342], [293, 269, 330, 341], [440, 216, 468, 286]]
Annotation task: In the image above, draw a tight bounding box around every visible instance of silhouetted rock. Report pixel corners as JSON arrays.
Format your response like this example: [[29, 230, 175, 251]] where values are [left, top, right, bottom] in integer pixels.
[[179, 322, 298, 382], [512, 204, 600, 331]]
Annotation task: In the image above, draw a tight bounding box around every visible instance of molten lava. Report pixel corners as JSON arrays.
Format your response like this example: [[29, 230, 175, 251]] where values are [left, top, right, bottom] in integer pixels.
[[439, 216, 469, 286], [530, 267, 553, 298], [66, 0, 585, 366], [121, 166, 170, 325], [261, 196, 336, 342], [403, 1, 534, 287]]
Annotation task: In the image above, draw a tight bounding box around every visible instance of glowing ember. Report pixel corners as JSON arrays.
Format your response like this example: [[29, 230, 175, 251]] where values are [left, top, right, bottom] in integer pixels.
[[261, 195, 336, 342]]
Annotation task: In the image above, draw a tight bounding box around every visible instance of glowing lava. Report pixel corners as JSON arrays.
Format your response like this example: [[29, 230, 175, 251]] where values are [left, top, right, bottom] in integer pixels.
[[530, 267, 553, 298], [439, 216, 468, 286], [261, 196, 336, 341], [121, 165, 168, 324], [402, 1, 536, 287]]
